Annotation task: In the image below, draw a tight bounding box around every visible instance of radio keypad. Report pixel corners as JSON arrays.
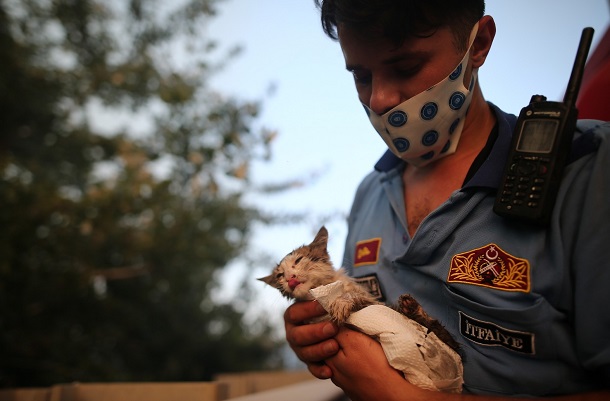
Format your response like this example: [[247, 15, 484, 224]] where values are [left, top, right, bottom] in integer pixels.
[[500, 155, 550, 209]]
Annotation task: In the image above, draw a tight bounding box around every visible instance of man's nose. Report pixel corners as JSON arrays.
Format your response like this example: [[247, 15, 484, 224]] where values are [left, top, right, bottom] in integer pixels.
[[368, 77, 402, 116]]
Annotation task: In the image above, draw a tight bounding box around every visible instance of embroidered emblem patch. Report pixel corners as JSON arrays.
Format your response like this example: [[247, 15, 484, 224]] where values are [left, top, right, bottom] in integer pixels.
[[448, 243, 531, 292], [354, 274, 385, 301], [459, 312, 535, 354], [354, 237, 381, 267]]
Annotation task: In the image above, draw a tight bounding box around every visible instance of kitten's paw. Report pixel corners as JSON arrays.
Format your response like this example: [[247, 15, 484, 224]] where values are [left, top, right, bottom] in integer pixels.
[[397, 294, 461, 352], [328, 294, 356, 324], [397, 294, 426, 321]]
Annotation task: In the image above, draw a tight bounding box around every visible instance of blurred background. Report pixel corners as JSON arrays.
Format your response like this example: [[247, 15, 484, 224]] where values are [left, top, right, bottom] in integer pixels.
[[1, 0, 608, 389]]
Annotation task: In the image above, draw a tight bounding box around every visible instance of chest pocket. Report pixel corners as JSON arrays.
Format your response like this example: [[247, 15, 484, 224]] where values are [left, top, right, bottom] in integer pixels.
[[442, 285, 576, 395]]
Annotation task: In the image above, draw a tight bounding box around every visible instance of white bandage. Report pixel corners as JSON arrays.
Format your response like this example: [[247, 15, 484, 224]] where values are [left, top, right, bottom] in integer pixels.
[[310, 282, 463, 393]]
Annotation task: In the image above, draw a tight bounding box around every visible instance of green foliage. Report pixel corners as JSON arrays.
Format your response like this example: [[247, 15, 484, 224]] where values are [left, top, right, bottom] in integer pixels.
[[0, 0, 284, 387]]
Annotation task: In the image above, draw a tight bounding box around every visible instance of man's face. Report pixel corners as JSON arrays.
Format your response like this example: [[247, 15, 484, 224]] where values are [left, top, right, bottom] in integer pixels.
[[338, 25, 469, 116]]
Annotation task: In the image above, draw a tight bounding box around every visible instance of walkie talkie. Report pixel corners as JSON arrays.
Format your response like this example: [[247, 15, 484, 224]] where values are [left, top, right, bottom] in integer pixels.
[[493, 27, 594, 225]]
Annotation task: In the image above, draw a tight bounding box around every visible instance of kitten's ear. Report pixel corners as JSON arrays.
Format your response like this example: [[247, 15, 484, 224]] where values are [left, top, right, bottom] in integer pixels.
[[257, 275, 275, 286], [310, 226, 329, 251]]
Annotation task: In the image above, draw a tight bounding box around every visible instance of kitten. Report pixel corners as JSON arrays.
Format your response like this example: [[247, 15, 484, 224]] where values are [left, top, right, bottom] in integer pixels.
[[258, 226, 379, 323], [259, 226, 460, 352]]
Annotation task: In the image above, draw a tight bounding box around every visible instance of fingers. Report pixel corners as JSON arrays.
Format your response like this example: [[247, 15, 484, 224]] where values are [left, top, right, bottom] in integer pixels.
[[286, 318, 338, 349], [292, 325, 339, 359], [284, 300, 327, 324], [308, 361, 333, 380], [284, 301, 340, 379], [285, 302, 338, 349]]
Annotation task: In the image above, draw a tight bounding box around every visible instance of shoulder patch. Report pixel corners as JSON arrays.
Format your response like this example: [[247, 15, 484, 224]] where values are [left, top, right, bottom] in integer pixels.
[[354, 237, 381, 267], [448, 243, 531, 292]]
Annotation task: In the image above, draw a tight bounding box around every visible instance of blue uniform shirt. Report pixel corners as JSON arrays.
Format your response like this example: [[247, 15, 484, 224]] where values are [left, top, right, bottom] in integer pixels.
[[342, 103, 610, 396]]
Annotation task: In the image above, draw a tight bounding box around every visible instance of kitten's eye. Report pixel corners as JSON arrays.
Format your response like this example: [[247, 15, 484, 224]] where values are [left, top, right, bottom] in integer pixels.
[[295, 256, 303, 264]]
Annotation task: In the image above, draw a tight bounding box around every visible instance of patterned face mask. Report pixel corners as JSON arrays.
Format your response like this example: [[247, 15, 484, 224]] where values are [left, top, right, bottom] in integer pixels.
[[364, 23, 479, 167]]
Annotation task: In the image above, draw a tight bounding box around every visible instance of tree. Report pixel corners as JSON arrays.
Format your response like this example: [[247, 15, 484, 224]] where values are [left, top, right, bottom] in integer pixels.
[[0, 0, 283, 387]]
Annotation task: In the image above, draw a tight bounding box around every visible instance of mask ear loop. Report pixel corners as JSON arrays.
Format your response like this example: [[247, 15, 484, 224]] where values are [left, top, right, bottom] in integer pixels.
[[461, 22, 480, 92], [467, 22, 480, 50]]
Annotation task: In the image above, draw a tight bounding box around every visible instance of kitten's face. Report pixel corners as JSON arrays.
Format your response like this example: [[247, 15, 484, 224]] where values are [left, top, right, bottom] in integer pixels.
[[258, 226, 334, 300]]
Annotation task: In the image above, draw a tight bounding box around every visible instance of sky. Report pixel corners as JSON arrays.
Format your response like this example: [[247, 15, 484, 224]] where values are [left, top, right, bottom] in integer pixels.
[[206, 1, 610, 328]]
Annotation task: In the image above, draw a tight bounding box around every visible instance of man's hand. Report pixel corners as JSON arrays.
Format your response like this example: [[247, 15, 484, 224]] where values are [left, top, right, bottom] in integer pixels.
[[325, 327, 422, 401], [284, 300, 340, 379]]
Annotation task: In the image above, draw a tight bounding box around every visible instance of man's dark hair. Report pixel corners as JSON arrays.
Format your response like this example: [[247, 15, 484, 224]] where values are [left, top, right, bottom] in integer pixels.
[[314, 0, 485, 50]]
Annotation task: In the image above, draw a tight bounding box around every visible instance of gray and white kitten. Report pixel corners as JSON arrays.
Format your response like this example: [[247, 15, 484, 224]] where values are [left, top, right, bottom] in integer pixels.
[[258, 226, 379, 323], [259, 226, 460, 351]]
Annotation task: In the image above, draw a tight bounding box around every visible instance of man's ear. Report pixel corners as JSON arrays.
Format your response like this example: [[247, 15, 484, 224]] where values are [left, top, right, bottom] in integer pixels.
[[471, 15, 496, 69]]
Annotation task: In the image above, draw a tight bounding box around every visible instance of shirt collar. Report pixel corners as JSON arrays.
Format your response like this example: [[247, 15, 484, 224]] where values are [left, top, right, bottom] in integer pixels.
[[374, 102, 518, 190]]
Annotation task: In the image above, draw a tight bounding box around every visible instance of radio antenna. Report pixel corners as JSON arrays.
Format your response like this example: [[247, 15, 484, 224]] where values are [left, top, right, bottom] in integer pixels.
[[563, 27, 595, 109]]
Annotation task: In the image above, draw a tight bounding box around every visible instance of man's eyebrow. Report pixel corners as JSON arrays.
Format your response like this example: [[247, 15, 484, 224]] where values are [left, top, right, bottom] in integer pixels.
[[345, 50, 430, 71], [384, 50, 429, 64]]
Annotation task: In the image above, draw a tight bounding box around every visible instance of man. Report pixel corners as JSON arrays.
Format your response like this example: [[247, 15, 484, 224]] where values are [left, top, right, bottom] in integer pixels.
[[284, 1, 610, 400]]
